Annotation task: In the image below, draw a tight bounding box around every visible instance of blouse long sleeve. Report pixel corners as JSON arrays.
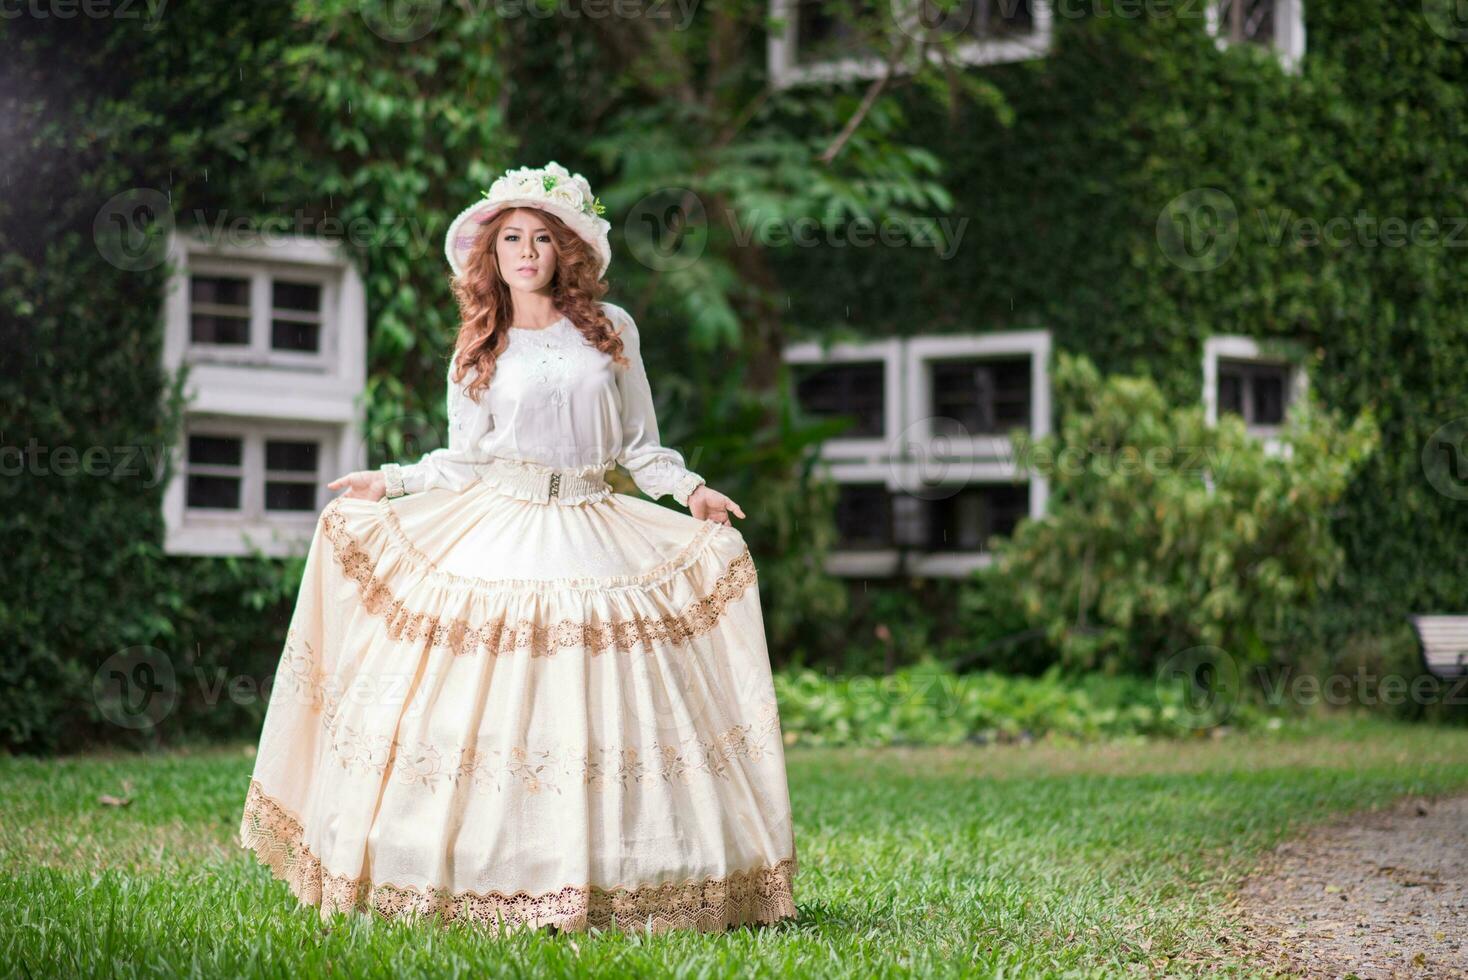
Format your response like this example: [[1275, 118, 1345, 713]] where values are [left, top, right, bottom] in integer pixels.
[[380, 354, 491, 495], [611, 308, 706, 507]]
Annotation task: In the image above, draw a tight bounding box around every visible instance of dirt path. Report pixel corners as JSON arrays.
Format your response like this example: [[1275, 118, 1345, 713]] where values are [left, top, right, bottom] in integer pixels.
[[1224, 792, 1468, 978]]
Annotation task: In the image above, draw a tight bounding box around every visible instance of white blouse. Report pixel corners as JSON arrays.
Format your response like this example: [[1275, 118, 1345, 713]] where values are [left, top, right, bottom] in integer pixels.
[[383, 301, 707, 506]]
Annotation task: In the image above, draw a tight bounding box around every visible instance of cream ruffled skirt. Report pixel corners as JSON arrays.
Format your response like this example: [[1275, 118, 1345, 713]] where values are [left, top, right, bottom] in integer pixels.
[[237, 465, 798, 934]]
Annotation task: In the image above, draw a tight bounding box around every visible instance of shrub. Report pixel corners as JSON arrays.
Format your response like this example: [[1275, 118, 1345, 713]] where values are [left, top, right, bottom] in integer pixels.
[[989, 353, 1379, 675], [773, 660, 1273, 746]]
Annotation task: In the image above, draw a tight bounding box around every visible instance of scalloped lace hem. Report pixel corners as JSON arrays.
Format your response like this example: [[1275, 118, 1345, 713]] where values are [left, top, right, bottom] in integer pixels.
[[239, 778, 798, 934]]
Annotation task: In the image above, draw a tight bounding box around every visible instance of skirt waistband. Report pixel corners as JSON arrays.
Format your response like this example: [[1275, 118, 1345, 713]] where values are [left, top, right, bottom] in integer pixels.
[[475, 457, 612, 505]]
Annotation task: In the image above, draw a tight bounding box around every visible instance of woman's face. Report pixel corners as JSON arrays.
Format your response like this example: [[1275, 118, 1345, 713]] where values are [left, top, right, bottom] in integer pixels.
[[494, 208, 558, 294]]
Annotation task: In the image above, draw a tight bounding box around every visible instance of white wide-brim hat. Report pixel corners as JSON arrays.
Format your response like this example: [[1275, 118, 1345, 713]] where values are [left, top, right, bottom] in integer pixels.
[[444, 161, 613, 280]]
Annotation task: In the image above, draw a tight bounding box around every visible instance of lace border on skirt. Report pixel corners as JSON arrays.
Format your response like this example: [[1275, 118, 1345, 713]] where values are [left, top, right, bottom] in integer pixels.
[[322, 507, 760, 657], [238, 778, 798, 934]]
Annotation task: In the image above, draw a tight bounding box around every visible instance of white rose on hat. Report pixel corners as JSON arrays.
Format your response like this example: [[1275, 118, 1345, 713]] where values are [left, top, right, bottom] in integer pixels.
[[443, 160, 613, 281]]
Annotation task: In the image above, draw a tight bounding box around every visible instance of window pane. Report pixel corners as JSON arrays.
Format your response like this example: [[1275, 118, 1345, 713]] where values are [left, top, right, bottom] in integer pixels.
[[1218, 359, 1290, 426], [834, 483, 892, 549], [987, 484, 1030, 537], [271, 319, 322, 352], [927, 484, 1028, 551], [265, 439, 318, 472], [190, 275, 249, 307], [990, 0, 1033, 34], [191, 314, 250, 345], [1251, 370, 1286, 425], [186, 474, 241, 509], [795, 0, 881, 64], [187, 434, 242, 466], [1218, 370, 1245, 417], [930, 357, 1031, 435], [265, 481, 317, 511], [794, 362, 885, 437], [922, 0, 1034, 39], [1218, 0, 1274, 43], [272, 280, 322, 313]]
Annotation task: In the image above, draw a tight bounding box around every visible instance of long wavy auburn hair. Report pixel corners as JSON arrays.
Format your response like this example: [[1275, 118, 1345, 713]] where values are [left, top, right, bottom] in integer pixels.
[[448, 205, 629, 402]]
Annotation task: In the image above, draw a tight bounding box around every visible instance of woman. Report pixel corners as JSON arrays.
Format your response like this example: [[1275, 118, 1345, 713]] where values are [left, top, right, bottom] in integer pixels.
[[237, 162, 798, 935]]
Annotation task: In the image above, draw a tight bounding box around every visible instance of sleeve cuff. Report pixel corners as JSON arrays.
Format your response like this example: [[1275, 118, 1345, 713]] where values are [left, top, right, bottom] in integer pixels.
[[380, 463, 409, 498], [672, 472, 706, 508]]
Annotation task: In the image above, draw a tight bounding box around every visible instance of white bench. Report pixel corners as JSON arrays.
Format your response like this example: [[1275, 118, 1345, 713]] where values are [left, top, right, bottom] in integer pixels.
[[1408, 615, 1468, 678]]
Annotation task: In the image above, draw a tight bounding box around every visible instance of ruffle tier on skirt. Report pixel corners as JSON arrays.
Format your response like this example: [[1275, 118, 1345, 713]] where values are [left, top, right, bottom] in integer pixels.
[[237, 472, 798, 934]]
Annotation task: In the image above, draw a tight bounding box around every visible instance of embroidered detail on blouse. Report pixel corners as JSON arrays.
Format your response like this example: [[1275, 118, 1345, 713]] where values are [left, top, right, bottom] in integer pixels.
[[515, 325, 572, 407], [318, 505, 758, 655], [386, 303, 706, 502], [238, 778, 799, 933]]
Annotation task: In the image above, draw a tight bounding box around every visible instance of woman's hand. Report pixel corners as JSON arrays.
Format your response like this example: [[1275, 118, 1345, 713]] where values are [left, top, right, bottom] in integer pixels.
[[688, 484, 744, 526], [327, 470, 387, 501]]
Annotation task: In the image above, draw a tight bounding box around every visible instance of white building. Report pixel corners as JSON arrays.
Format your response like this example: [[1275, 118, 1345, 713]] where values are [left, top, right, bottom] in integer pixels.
[[160, 231, 367, 557]]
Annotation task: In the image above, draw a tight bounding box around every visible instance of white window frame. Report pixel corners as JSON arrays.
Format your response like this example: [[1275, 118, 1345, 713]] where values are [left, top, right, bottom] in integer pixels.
[[161, 230, 367, 557], [768, 0, 1054, 90], [172, 419, 344, 556], [784, 338, 903, 460], [185, 261, 338, 371], [819, 460, 905, 578], [1202, 334, 1309, 451], [901, 330, 1050, 505], [176, 419, 340, 547], [904, 478, 1034, 576], [1205, 0, 1305, 74], [787, 330, 1051, 577]]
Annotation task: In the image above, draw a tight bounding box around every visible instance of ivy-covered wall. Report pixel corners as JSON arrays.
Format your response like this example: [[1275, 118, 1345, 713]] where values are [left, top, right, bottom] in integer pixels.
[[6, 1, 1464, 751], [2, 2, 845, 753], [776, 2, 1468, 654], [2, 5, 518, 752]]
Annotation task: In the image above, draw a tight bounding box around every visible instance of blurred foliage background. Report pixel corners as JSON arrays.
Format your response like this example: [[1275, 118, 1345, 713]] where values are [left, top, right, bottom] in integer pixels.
[[3, 1, 1466, 752]]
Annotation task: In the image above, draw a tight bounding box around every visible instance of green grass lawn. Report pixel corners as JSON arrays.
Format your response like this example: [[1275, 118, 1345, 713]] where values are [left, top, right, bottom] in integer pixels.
[[3, 716, 1467, 978]]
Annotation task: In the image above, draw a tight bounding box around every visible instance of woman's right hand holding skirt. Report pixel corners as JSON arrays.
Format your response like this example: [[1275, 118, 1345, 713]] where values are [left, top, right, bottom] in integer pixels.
[[327, 469, 387, 501]]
